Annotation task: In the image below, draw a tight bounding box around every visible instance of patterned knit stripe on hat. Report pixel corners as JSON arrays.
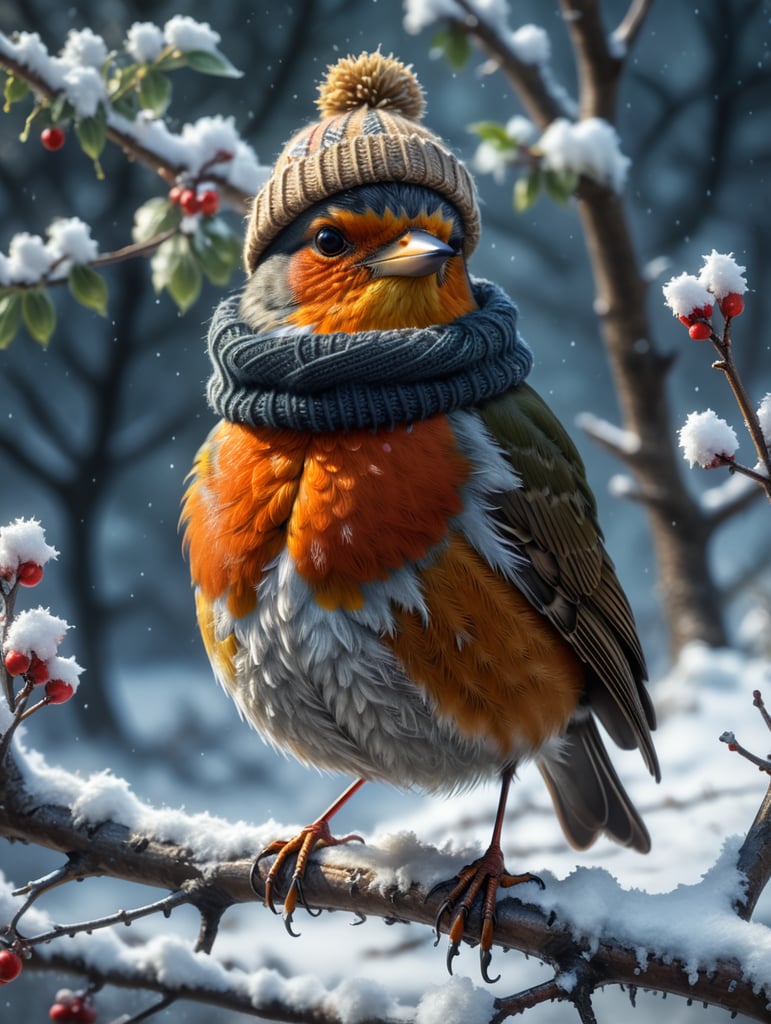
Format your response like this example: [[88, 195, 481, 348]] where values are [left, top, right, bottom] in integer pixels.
[[243, 52, 482, 272]]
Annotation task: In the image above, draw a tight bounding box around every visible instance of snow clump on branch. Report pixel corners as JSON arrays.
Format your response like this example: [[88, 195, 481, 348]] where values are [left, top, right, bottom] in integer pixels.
[[0, 220, 99, 286], [163, 16, 221, 54], [757, 395, 771, 448], [403, 0, 509, 35], [537, 117, 630, 192], [60, 28, 109, 69], [698, 250, 747, 300], [0, 518, 58, 574], [679, 410, 739, 469], [124, 23, 165, 64], [662, 273, 713, 320]]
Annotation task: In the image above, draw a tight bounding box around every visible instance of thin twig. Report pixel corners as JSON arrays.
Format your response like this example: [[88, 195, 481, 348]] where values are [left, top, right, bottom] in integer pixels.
[[710, 320, 771, 489], [614, 0, 657, 50], [451, 0, 568, 127], [16, 890, 192, 947]]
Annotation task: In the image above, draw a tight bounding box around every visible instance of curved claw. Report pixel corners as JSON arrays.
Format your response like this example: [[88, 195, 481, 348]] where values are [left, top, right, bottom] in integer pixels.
[[283, 907, 301, 938], [293, 876, 321, 917], [432, 897, 452, 944], [446, 939, 461, 976], [480, 946, 501, 985]]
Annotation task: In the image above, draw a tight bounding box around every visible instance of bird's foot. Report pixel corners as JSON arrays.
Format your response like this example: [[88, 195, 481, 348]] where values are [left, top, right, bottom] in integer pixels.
[[429, 845, 544, 983], [250, 821, 364, 935]]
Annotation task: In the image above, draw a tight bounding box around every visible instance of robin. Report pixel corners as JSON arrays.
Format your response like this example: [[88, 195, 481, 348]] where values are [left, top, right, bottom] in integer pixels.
[[182, 51, 659, 979]]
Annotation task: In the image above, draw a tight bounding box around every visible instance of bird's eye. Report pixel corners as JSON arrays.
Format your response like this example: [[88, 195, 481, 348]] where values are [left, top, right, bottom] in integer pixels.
[[314, 227, 346, 257]]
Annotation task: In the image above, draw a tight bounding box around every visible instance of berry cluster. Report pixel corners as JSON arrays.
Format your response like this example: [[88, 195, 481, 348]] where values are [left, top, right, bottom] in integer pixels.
[[677, 303, 714, 341], [169, 183, 220, 217], [677, 293, 745, 341], [663, 251, 747, 342], [49, 988, 97, 1023], [3, 564, 75, 704]]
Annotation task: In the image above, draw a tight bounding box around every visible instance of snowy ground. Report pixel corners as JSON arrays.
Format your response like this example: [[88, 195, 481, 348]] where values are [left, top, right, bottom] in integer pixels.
[[2, 642, 770, 1023]]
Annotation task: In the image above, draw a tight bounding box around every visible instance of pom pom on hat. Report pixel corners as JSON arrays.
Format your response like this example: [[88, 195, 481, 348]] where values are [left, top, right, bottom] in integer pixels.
[[316, 51, 425, 120], [243, 51, 481, 272]]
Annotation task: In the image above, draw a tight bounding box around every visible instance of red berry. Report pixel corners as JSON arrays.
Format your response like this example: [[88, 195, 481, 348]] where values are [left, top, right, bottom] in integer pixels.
[[688, 322, 712, 341], [41, 127, 66, 151], [720, 292, 744, 318], [49, 1004, 75, 1022], [45, 678, 74, 704], [199, 189, 219, 217], [4, 649, 31, 676], [17, 561, 43, 586], [77, 1004, 97, 1024], [28, 656, 49, 686], [0, 949, 23, 983], [678, 314, 692, 327], [168, 184, 185, 205], [179, 188, 201, 215]]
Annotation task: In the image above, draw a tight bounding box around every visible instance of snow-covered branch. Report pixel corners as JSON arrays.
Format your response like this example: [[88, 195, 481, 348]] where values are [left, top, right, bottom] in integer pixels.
[[0, 21, 265, 342], [1, 736, 770, 1022]]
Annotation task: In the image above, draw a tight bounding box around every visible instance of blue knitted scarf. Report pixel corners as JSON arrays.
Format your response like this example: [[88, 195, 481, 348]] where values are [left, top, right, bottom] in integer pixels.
[[206, 277, 532, 432]]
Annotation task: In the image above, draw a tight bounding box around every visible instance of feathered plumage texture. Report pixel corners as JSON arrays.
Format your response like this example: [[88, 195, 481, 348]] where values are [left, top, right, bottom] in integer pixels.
[[182, 178, 659, 982]]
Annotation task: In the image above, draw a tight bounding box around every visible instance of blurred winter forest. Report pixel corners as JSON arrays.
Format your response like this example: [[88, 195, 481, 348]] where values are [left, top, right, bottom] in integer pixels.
[[1, 0, 771, 1021]]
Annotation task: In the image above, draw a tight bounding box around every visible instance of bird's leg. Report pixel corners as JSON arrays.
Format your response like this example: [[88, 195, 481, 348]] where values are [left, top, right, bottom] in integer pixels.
[[250, 777, 366, 934], [430, 764, 544, 982]]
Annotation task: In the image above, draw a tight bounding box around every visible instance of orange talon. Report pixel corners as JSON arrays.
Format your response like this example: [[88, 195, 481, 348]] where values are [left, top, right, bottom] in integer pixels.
[[428, 765, 545, 982], [249, 779, 367, 931]]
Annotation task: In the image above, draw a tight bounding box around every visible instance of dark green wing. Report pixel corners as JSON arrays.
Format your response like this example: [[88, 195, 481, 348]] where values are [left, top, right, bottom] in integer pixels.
[[480, 385, 659, 846]]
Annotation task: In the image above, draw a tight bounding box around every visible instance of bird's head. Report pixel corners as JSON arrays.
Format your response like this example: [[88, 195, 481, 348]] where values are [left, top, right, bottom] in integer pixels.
[[240, 183, 478, 334]]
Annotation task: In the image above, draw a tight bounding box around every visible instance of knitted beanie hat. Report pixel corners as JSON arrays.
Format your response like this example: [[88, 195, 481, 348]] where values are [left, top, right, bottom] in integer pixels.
[[243, 51, 481, 272]]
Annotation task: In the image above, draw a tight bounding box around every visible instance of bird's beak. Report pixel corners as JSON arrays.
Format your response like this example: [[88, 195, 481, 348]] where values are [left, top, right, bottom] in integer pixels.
[[363, 229, 457, 279]]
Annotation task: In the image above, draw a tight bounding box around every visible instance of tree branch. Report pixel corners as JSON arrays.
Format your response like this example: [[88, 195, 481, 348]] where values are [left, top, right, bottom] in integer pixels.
[[1, 746, 770, 1021], [0, 49, 251, 214], [451, 0, 568, 127], [614, 0, 656, 50]]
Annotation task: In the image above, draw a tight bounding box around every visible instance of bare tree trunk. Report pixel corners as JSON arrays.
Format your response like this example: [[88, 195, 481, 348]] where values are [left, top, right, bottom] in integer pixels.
[[455, 0, 729, 653], [575, 181, 727, 649]]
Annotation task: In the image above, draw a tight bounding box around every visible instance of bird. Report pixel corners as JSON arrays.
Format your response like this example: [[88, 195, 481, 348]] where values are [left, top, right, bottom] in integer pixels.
[[181, 52, 659, 980]]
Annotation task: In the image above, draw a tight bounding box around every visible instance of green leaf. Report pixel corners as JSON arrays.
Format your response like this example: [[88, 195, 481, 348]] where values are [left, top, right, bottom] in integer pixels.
[[21, 289, 56, 345], [544, 168, 578, 205], [152, 235, 202, 313], [111, 95, 137, 120], [132, 197, 181, 244], [193, 221, 242, 285], [0, 293, 21, 348], [3, 74, 29, 112], [183, 49, 243, 78], [431, 25, 472, 71], [514, 171, 542, 212], [75, 108, 107, 177], [68, 264, 108, 316], [138, 68, 172, 115], [470, 121, 516, 151]]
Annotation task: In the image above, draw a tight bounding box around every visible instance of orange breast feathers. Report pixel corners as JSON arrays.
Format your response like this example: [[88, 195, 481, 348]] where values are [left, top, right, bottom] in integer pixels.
[[387, 533, 585, 753], [182, 416, 471, 615]]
